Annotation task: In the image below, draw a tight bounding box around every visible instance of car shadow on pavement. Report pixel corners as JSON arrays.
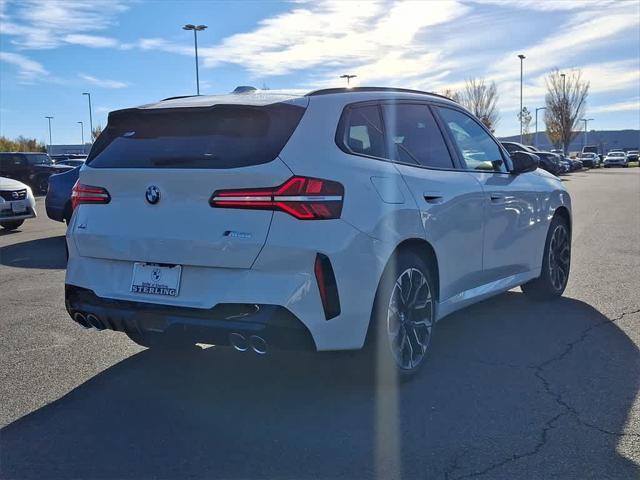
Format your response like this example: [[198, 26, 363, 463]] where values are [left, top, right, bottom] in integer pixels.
[[1, 293, 638, 479], [0, 235, 66, 269]]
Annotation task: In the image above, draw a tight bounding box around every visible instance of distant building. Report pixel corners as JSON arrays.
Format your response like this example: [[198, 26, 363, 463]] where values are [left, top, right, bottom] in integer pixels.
[[499, 129, 640, 154], [47, 144, 92, 155]]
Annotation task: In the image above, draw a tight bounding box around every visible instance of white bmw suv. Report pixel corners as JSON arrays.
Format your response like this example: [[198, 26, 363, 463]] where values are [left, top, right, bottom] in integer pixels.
[[65, 87, 572, 376]]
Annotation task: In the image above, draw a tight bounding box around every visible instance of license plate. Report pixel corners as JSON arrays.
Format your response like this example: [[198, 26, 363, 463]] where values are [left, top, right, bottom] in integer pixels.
[[131, 263, 182, 297], [11, 201, 27, 213]]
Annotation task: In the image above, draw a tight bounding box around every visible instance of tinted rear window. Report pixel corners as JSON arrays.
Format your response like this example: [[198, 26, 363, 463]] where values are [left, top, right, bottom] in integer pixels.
[[87, 103, 306, 169]]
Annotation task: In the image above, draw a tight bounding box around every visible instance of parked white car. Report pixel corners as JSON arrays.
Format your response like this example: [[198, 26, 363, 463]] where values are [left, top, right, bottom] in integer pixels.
[[0, 176, 36, 230], [604, 151, 628, 168], [65, 87, 572, 377]]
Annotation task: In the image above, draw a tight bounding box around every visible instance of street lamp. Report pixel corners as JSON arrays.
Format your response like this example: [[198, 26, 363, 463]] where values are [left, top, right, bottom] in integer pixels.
[[535, 107, 547, 148], [183, 24, 208, 95], [560, 73, 566, 153], [580, 118, 594, 149], [45, 116, 53, 147], [340, 74, 357, 87], [518, 54, 526, 143], [82, 92, 93, 141], [77, 121, 84, 145]]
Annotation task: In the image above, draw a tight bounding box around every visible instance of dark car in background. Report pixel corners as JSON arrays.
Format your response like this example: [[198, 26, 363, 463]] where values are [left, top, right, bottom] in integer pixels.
[[579, 152, 601, 168], [501, 141, 562, 176], [56, 158, 86, 167], [626, 150, 639, 162], [45, 167, 79, 223], [0, 152, 75, 194]]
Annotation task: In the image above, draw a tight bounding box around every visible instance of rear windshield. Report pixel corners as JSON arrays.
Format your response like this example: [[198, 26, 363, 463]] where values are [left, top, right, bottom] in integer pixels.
[[26, 154, 52, 165], [87, 103, 306, 169]]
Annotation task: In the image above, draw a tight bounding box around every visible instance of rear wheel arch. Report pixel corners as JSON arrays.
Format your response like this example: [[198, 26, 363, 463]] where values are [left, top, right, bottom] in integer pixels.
[[364, 237, 440, 344], [390, 238, 440, 302]]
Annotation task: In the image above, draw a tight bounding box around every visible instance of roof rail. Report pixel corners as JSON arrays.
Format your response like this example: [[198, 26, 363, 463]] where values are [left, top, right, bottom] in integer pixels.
[[160, 95, 199, 102], [305, 86, 455, 102]]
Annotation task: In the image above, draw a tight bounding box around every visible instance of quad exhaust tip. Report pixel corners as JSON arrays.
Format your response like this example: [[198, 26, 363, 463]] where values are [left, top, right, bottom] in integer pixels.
[[229, 332, 268, 355], [249, 335, 267, 355], [86, 313, 104, 330], [73, 312, 90, 328], [229, 332, 249, 352]]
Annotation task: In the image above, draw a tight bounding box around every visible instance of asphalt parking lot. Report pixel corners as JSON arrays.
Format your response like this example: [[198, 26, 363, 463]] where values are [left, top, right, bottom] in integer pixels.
[[1, 168, 639, 479]]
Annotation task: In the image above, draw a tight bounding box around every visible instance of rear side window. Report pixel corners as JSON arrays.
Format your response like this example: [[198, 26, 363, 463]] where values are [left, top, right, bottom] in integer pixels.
[[382, 104, 454, 169], [340, 105, 385, 158], [87, 103, 306, 169]]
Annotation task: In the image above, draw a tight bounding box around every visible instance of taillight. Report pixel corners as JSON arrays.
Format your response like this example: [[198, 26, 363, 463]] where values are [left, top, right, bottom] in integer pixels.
[[210, 176, 344, 220], [71, 181, 110, 210]]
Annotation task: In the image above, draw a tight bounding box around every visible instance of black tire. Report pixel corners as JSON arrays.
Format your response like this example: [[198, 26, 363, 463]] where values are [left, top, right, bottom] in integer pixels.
[[1, 220, 24, 231], [125, 331, 195, 352], [367, 250, 436, 381], [521, 215, 571, 300], [36, 175, 49, 194]]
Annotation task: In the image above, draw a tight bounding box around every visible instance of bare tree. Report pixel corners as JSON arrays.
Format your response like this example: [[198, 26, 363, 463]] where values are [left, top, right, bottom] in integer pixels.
[[439, 88, 461, 103], [544, 69, 589, 153], [91, 124, 103, 142], [458, 78, 500, 132], [518, 107, 533, 144]]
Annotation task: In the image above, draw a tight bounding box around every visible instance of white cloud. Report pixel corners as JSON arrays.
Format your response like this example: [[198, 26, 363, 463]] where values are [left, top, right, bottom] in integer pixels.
[[0, 51, 48, 81], [63, 34, 119, 48], [590, 99, 640, 114], [489, 1, 639, 81], [2, 0, 127, 49], [198, 0, 469, 77], [79, 73, 128, 89]]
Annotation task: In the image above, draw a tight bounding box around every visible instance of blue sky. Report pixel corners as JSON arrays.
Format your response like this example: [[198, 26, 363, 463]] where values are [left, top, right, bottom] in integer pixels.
[[1, 0, 638, 144]]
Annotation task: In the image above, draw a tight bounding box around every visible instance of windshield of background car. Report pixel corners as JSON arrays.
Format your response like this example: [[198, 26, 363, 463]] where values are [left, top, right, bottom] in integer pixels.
[[26, 154, 52, 165], [86, 102, 307, 169]]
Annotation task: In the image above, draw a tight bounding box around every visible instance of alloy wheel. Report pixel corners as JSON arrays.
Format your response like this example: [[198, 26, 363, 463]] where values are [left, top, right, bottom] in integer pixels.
[[548, 224, 570, 291], [386, 268, 433, 370]]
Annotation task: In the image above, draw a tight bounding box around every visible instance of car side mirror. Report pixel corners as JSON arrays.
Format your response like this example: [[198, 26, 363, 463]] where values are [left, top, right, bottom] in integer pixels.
[[510, 151, 539, 174]]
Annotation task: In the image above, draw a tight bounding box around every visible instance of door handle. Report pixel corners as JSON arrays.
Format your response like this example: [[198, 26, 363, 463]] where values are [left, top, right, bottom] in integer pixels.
[[423, 193, 444, 204]]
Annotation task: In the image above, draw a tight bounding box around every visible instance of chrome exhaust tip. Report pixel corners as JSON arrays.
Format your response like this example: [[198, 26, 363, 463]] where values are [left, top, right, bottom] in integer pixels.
[[229, 332, 249, 352], [249, 335, 267, 355], [86, 313, 104, 330], [73, 312, 90, 328]]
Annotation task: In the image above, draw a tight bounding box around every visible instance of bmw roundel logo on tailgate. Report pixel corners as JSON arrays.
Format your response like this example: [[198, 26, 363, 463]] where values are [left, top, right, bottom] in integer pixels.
[[146, 185, 160, 204]]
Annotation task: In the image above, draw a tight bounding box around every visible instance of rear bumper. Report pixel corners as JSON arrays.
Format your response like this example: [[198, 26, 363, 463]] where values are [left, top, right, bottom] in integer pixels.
[[65, 284, 316, 351]]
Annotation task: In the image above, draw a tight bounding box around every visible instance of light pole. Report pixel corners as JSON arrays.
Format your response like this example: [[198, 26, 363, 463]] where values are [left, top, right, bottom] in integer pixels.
[[183, 24, 207, 95], [45, 116, 53, 148], [518, 54, 525, 143], [580, 118, 593, 149], [82, 92, 93, 141], [535, 107, 546, 148], [560, 73, 566, 153], [340, 74, 357, 87], [78, 121, 84, 145]]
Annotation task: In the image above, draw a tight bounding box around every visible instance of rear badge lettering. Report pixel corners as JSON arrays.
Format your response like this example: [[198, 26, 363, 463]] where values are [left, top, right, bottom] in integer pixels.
[[223, 230, 252, 239]]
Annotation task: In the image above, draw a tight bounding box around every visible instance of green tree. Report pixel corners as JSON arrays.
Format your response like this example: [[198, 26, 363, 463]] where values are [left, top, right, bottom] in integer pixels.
[[0, 135, 46, 152]]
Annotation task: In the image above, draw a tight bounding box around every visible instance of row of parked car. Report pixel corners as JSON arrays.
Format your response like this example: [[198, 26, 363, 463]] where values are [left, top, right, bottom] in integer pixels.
[[0, 152, 86, 230], [500, 142, 638, 175]]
